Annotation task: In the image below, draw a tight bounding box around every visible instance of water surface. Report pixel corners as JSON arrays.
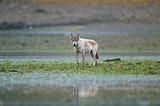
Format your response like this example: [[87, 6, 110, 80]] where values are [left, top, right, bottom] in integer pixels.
[[0, 51, 160, 105], [0, 71, 160, 106]]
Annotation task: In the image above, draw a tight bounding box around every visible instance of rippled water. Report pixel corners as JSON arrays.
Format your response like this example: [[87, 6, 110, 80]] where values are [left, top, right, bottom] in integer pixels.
[[0, 71, 160, 106], [0, 52, 160, 106], [0, 51, 160, 64]]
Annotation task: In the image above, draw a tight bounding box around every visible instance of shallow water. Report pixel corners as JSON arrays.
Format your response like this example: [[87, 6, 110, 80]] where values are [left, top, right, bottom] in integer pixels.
[[0, 52, 160, 106], [0, 51, 160, 64], [0, 71, 160, 106]]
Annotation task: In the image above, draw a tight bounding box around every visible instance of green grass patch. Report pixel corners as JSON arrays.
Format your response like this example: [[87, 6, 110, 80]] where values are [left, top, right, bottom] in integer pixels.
[[0, 60, 159, 75]]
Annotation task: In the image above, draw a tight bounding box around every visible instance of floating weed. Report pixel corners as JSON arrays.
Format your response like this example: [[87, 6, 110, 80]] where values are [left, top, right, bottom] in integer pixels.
[[0, 60, 159, 75]]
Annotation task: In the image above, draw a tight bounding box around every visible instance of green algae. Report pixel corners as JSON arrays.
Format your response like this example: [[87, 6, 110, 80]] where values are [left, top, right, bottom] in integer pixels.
[[0, 60, 159, 75]]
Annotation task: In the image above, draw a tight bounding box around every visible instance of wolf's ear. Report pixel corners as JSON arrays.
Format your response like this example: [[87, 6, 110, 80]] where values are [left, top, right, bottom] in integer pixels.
[[70, 33, 73, 39], [77, 34, 80, 40], [70, 33, 73, 36], [77, 33, 80, 37]]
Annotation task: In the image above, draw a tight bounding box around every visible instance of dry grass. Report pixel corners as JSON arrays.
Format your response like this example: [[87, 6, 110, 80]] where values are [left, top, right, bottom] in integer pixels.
[[0, 34, 159, 51], [0, 0, 160, 26], [31, 0, 160, 4], [1, 0, 160, 4]]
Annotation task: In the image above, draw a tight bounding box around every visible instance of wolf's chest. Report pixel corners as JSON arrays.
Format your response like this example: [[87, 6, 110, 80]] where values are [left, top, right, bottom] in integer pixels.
[[74, 46, 82, 54], [74, 45, 91, 54]]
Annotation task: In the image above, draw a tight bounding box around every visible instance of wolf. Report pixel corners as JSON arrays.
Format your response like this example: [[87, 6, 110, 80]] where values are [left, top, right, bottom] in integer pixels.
[[70, 34, 99, 66]]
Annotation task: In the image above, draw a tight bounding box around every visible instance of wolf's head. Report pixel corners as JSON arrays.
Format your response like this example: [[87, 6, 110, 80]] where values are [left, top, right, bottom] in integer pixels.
[[70, 34, 80, 47]]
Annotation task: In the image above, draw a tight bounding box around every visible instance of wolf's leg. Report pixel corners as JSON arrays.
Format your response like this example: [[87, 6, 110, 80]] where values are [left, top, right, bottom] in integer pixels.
[[75, 52, 79, 66], [93, 51, 98, 66], [93, 54, 98, 66], [81, 50, 85, 66], [93, 58, 98, 66]]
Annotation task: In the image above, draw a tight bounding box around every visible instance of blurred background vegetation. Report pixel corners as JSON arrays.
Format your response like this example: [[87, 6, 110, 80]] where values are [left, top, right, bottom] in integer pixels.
[[0, 0, 160, 25], [0, 0, 160, 51]]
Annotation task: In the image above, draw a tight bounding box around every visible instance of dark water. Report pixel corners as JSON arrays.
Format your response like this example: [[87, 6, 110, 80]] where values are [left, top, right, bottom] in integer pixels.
[[0, 52, 160, 106]]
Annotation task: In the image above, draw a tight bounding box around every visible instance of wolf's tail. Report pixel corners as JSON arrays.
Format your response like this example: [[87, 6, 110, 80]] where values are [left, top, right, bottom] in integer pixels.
[[90, 50, 99, 59], [95, 52, 99, 59]]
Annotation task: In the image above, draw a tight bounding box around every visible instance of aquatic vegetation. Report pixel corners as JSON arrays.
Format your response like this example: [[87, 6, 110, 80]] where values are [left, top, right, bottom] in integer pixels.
[[0, 60, 159, 75]]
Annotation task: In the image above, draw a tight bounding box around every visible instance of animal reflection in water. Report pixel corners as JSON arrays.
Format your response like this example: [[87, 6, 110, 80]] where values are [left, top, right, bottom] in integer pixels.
[[72, 86, 98, 99]]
